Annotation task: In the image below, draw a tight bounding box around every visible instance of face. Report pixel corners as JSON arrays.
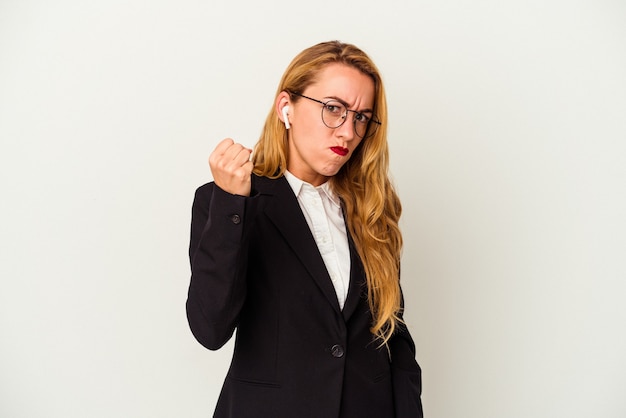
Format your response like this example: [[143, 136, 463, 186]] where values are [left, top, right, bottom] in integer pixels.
[[280, 63, 375, 186]]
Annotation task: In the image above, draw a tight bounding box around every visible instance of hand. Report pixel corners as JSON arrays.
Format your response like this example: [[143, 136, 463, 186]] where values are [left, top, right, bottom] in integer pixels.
[[208, 138, 253, 196]]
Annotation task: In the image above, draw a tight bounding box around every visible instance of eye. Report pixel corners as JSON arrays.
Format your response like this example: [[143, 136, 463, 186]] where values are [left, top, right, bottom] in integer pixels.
[[354, 112, 371, 124], [324, 103, 345, 116]]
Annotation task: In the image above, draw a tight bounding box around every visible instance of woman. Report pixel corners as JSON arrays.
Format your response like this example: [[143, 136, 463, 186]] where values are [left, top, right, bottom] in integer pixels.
[[187, 40, 423, 418]]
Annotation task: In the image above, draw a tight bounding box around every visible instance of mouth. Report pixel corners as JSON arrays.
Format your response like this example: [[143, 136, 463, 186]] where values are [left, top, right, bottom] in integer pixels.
[[330, 146, 349, 157]]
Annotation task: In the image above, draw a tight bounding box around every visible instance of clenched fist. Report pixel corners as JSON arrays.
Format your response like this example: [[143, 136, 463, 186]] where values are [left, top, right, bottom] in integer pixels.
[[209, 138, 254, 197]]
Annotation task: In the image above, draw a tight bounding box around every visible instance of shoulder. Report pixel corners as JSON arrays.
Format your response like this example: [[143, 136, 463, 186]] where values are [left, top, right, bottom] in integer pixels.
[[250, 174, 286, 196], [252, 173, 281, 187], [193, 174, 284, 201]]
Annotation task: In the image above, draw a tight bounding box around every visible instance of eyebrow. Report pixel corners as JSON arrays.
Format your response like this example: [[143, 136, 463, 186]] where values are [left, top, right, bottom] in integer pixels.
[[324, 96, 374, 114]]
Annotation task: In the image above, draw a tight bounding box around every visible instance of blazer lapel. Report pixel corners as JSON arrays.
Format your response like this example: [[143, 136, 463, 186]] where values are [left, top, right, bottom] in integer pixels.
[[341, 229, 365, 321], [258, 176, 342, 314]]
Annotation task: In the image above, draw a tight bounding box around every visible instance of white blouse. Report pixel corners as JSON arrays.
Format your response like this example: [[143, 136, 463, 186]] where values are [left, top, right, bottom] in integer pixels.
[[284, 171, 351, 309]]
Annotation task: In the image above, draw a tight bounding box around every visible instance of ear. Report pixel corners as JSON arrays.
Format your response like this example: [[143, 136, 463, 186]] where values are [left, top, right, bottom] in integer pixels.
[[276, 91, 291, 126]]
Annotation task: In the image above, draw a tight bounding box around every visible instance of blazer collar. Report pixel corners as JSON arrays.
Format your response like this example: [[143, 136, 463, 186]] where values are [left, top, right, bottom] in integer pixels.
[[255, 175, 360, 317]]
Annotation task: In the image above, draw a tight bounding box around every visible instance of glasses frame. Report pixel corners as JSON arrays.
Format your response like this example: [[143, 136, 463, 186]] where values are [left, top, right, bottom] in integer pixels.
[[289, 92, 381, 139]]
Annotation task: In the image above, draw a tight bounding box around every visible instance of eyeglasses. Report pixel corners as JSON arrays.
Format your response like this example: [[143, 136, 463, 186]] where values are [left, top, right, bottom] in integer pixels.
[[290, 92, 381, 139]]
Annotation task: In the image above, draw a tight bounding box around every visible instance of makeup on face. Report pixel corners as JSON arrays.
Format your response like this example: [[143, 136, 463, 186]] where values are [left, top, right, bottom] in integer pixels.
[[330, 146, 349, 157], [285, 64, 375, 185]]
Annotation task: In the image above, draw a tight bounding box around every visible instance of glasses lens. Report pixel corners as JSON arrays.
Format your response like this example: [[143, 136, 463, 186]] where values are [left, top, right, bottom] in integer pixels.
[[321, 101, 347, 128], [358, 119, 378, 138], [320, 99, 380, 138]]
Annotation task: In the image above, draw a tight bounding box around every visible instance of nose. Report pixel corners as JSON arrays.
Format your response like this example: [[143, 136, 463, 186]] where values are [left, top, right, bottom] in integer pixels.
[[334, 113, 356, 140]]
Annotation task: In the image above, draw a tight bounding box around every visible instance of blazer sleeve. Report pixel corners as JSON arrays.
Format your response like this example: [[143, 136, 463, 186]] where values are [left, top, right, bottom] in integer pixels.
[[186, 182, 258, 350], [389, 291, 424, 418]]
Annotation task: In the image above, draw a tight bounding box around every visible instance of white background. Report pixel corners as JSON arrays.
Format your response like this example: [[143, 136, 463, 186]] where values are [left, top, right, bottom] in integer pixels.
[[1, 0, 625, 417]]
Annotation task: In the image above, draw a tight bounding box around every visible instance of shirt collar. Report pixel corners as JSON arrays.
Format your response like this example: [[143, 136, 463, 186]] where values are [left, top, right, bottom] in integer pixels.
[[284, 171, 341, 208]]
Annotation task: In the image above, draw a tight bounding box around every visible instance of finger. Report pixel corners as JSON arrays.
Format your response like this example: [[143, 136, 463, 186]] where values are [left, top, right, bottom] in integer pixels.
[[210, 139, 249, 169], [213, 138, 235, 155], [209, 138, 234, 166], [233, 146, 252, 165], [231, 161, 254, 184], [219, 146, 252, 172], [241, 160, 254, 174]]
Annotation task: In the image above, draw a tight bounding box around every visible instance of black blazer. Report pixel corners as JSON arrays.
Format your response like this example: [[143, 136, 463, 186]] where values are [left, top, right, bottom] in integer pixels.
[[187, 175, 423, 418]]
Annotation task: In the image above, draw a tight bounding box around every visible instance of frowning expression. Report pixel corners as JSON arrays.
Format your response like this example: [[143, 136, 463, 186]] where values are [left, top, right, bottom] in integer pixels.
[[281, 63, 375, 186]]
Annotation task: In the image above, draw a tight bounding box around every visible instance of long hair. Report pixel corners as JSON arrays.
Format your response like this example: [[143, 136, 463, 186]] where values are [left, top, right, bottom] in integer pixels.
[[252, 41, 403, 345]]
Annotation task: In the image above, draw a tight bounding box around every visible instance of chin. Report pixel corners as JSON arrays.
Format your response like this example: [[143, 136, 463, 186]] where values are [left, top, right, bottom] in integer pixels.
[[321, 167, 342, 177]]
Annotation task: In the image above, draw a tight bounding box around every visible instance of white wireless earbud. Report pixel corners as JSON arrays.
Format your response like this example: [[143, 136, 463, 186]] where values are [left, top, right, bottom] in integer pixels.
[[282, 106, 291, 129]]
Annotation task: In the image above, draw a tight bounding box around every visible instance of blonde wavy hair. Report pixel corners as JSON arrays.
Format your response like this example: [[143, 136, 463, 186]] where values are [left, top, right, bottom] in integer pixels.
[[252, 41, 403, 345]]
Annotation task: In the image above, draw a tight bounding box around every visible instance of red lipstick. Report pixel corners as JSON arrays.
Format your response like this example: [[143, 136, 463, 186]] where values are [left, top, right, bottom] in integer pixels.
[[330, 146, 349, 156]]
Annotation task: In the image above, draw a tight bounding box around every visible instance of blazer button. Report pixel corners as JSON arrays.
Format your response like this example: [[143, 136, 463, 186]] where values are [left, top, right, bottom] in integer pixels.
[[230, 214, 241, 224], [330, 344, 344, 358]]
